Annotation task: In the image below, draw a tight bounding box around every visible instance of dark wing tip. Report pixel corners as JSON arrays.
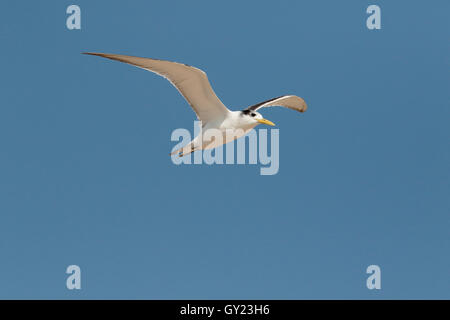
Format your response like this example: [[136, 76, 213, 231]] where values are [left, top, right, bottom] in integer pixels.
[[82, 52, 105, 56], [300, 100, 308, 112]]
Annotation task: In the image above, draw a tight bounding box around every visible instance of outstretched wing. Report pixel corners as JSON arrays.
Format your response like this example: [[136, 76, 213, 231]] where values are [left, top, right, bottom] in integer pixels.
[[83, 52, 230, 122], [245, 95, 307, 113]]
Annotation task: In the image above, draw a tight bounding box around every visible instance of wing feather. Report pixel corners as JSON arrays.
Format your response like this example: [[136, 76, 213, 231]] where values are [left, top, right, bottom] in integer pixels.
[[245, 95, 307, 113], [83, 52, 230, 122]]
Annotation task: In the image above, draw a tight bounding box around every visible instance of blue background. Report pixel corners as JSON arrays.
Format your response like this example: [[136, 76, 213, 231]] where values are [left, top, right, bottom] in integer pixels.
[[0, 1, 448, 299]]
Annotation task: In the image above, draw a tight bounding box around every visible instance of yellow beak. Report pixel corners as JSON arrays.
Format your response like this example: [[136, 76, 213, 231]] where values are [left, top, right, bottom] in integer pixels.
[[257, 118, 276, 126]]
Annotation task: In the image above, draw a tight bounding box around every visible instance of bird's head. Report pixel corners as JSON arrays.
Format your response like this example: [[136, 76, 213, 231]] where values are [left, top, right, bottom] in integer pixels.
[[241, 110, 275, 126]]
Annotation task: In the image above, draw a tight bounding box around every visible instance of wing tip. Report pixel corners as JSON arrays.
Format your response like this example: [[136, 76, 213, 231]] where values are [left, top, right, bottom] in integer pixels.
[[297, 96, 308, 113], [82, 52, 106, 57], [300, 102, 308, 112]]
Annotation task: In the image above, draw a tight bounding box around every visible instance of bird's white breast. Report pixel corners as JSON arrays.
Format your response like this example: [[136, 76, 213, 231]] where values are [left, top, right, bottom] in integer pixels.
[[199, 111, 257, 149]]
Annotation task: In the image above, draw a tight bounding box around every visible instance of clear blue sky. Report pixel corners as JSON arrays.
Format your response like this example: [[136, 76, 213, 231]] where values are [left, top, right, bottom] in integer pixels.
[[0, 1, 448, 299]]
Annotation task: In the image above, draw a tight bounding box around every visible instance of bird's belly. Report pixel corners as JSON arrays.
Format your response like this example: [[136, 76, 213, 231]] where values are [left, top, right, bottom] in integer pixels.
[[200, 125, 255, 150]]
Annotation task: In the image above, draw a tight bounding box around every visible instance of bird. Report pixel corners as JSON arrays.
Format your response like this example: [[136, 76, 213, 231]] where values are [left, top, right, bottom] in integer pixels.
[[83, 52, 307, 157]]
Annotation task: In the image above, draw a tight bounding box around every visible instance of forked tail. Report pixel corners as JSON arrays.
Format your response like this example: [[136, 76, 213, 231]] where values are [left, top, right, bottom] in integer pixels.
[[169, 143, 198, 157]]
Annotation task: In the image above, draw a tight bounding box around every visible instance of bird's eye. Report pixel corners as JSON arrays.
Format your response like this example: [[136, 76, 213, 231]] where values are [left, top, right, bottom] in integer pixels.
[[251, 113, 256, 117]]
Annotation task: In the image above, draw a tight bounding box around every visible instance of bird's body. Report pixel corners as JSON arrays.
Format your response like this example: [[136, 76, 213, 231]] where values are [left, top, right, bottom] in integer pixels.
[[83, 52, 307, 156], [179, 111, 258, 156]]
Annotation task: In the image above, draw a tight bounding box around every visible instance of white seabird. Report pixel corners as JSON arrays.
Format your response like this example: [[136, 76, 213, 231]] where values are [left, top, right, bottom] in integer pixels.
[[83, 53, 307, 156]]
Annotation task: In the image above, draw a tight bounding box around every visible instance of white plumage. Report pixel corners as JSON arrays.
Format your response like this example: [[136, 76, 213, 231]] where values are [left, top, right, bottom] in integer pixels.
[[84, 53, 307, 156]]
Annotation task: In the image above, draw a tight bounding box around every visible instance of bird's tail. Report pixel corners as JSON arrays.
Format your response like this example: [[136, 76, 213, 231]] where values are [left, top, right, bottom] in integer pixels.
[[169, 143, 198, 157]]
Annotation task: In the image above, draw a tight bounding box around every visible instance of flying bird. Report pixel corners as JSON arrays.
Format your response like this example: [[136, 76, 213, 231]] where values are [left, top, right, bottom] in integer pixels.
[[83, 53, 307, 156]]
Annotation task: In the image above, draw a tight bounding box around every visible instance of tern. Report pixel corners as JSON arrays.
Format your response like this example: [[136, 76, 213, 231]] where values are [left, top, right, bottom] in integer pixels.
[[83, 53, 307, 156]]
